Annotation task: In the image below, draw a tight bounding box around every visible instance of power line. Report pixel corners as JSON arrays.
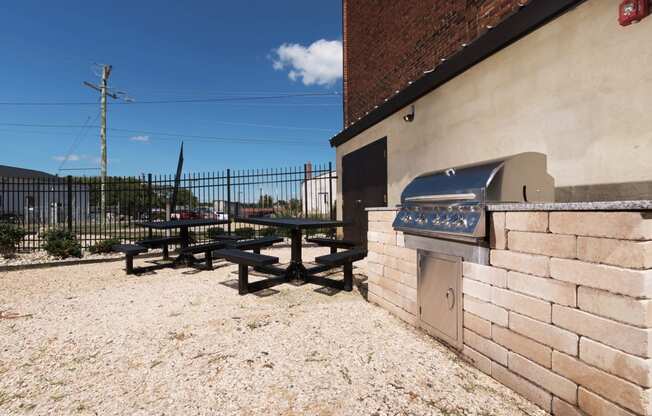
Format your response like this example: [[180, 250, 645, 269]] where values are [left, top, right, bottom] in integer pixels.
[[122, 87, 342, 95], [57, 112, 99, 173], [0, 120, 335, 132], [0, 127, 325, 147], [193, 120, 335, 132], [59, 167, 101, 171], [0, 92, 341, 106]]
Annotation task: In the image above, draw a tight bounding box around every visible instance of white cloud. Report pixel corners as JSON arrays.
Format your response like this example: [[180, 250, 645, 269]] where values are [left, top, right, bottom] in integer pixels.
[[272, 39, 342, 86], [52, 154, 82, 162], [129, 135, 150, 143]]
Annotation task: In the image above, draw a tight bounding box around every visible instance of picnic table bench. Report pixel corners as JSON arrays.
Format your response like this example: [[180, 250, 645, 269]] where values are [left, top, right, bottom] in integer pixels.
[[179, 241, 226, 270], [315, 248, 367, 291], [213, 249, 280, 295], [112, 244, 148, 274], [306, 237, 357, 254], [136, 236, 183, 260], [230, 236, 284, 253]]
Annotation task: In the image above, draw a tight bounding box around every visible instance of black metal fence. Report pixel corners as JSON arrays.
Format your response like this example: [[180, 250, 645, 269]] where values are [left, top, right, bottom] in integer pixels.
[[0, 162, 336, 251]]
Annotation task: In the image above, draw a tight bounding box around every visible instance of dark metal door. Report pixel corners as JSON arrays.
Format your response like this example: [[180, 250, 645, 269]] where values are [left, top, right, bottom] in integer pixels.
[[342, 137, 387, 246]]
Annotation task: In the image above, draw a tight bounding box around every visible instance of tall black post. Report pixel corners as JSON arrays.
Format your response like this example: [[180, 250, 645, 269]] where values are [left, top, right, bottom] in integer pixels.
[[147, 173, 153, 238], [226, 169, 232, 235], [303, 164, 308, 217], [66, 175, 73, 232], [328, 161, 334, 220]]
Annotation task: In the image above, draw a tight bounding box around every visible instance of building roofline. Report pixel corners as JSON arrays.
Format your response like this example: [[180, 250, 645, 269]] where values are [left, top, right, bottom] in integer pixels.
[[330, 0, 585, 148], [0, 165, 56, 178]]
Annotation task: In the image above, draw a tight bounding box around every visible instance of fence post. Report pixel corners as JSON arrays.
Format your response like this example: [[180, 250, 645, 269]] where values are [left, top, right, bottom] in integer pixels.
[[303, 164, 308, 217], [67, 175, 73, 232], [226, 169, 232, 235], [328, 161, 334, 220], [147, 173, 153, 238]]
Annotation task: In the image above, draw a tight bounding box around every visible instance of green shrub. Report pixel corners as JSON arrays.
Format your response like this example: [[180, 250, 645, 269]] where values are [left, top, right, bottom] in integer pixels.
[[88, 238, 121, 255], [235, 227, 255, 239], [41, 229, 82, 259], [206, 227, 226, 240], [0, 224, 26, 257], [259, 227, 278, 237]]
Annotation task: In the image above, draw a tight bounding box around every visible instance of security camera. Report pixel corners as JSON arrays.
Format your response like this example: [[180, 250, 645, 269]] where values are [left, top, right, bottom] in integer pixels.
[[403, 105, 415, 122]]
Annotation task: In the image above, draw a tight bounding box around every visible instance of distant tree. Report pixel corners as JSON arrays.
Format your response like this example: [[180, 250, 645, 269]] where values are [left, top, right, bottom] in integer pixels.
[[288, 198, 302, 212], [85, 176, 198, 215], [258, 194, 274, 207]]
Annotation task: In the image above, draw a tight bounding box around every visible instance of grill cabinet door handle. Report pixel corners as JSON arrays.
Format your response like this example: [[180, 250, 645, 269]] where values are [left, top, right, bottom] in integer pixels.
[[446, 288, 455, 310]]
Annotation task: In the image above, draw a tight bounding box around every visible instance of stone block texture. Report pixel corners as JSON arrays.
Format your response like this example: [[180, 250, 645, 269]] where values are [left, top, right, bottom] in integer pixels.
[[364, 209, 652, 415], [366, 209, 418, 326]]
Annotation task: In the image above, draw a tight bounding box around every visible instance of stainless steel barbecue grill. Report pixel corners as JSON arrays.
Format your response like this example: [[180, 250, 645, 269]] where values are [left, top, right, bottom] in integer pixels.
[[392, 152, 554, 350], [393, 152, 554, 242]]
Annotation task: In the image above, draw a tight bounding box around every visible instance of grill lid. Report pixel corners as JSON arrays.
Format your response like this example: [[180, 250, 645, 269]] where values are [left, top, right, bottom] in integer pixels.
[[393, 152, 554, 241], [400, 160, 503, 204]]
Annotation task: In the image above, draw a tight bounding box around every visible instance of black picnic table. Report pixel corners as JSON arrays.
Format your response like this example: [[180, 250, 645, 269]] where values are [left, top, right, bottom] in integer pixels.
[[234, 217, 345, 282], [137, 218, 228, 264]]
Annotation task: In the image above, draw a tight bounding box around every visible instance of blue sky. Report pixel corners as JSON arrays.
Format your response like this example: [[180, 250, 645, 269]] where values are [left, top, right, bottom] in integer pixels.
[[0, 1, 342, 176]]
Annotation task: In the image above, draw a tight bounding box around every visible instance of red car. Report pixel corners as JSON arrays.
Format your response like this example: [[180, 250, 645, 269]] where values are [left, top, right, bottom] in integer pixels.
[[170, 210, 200, 220]]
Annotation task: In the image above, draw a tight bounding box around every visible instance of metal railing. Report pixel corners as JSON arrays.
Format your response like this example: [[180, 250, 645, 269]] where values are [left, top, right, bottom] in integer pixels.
[[0, 162, 337, 251]]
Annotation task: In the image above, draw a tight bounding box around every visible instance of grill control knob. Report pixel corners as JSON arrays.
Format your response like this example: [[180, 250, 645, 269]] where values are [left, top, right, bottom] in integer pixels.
[[448, 214, 459, 227]]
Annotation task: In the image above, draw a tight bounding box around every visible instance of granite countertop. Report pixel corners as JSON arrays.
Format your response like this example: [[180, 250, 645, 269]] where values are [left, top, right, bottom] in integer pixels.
[[366, 206, 399, 211], [367, 200, 652, 212], [487, 200, 652, 211]]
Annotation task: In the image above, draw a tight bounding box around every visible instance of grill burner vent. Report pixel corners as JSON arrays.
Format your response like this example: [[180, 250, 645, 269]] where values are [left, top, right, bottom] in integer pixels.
[[393, 152, 554, 242]]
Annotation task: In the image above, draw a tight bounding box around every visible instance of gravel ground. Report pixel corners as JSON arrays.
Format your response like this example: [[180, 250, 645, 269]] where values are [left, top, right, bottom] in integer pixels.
[[0, 251, 123, 267], [0, 246, 546, 416]]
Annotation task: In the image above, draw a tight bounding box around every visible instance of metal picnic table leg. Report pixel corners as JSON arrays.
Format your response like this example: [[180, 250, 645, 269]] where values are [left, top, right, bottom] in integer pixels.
[[176, 225, 195, 266], [287, 227, 307, 281]]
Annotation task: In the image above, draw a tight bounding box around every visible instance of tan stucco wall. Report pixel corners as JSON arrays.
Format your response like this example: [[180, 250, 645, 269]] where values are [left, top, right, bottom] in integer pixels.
[[335, 0, 652, 215]]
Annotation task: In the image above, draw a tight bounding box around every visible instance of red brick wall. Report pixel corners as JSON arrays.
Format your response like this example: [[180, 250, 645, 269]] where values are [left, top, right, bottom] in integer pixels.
[[343, 0, 526, 125]]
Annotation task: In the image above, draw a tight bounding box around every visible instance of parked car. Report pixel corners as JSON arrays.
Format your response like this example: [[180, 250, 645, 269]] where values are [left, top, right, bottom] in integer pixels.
[[171, 210, 200, 220], [0, 213, 20, 224], [213, 211, 229, 221], [197, 208, 228, 221]]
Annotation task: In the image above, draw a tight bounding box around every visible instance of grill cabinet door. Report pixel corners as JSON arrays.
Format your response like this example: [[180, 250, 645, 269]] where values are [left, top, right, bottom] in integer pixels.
[[418, 251, 462, 349]]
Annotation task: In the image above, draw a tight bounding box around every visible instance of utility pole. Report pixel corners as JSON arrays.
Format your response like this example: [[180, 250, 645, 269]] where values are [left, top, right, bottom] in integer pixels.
[[99, 65, 110, 220], [84, 65, 131, 222]]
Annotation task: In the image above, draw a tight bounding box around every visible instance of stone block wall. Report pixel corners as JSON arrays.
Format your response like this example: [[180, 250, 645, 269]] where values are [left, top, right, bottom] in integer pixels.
[[365, 208, 652, 415]]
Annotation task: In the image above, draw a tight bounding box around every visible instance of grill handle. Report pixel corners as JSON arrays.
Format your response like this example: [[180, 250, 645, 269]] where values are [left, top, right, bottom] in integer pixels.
[[404, 193, 476, 202]]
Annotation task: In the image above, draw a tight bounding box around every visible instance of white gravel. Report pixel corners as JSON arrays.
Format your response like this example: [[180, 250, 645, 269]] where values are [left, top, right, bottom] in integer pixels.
[[0, 250, 122, 267], [0, 246, 546, 415]]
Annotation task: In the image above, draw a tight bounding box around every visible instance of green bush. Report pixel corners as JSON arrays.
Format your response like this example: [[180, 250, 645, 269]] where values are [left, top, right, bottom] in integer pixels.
[[88, 238, 121, 255], [235, 227, 255, 239], [0, 224, 26, 257], [206, 227, 226, 240], [259, 227, 278, 237], [42, 229, 82, 259]]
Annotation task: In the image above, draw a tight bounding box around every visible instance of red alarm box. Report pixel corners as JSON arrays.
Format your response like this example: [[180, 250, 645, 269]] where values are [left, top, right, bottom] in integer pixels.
[[619, 0, 650, 26]]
